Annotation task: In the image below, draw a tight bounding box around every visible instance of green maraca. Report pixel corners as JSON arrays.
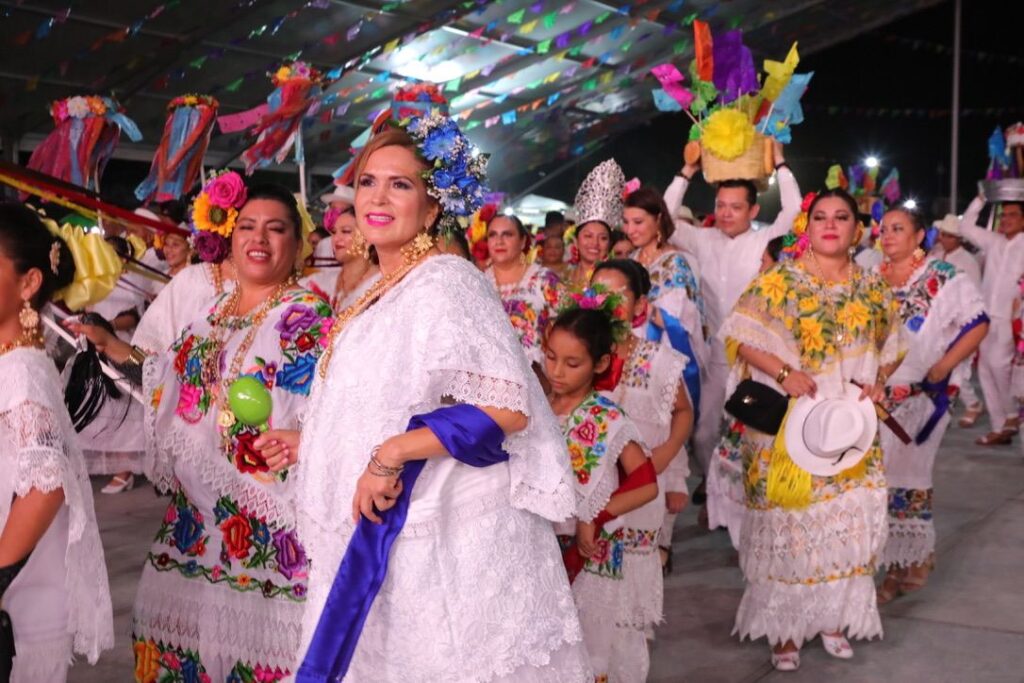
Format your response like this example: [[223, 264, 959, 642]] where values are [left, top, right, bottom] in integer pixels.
[[227, 376, 273, 431]]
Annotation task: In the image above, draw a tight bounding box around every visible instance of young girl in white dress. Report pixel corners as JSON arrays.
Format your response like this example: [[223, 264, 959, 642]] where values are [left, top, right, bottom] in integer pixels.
[[546, 290, 659, 682]]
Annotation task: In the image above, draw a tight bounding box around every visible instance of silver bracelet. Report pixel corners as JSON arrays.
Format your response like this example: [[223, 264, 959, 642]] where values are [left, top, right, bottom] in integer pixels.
[[368, 446, 403, 477]]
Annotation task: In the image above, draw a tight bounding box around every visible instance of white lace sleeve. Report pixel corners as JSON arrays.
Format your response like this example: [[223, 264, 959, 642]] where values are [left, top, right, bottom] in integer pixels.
[[142, 353, 176, 492], [420, 259, 577, 521], [1, 401, 70, 498], [0, 351, 113, 663]]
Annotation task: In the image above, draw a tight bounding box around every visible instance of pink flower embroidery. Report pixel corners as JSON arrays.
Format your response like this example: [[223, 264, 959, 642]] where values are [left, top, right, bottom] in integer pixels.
[[175, 384, 203, 423], [572, 418, 598, 447]]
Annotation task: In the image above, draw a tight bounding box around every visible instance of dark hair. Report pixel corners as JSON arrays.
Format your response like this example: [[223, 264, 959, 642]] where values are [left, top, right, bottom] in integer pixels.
[[0, 202, 76, 308], [766, 236, 786, 263], [105, 235, 133, 260], [244, 183, 304, 238], [157, 199, 188, 225], [311, 227, 330, 240], [807, 188, 858, 217], [716, 179, 758, 206], [593, 258, 651, 298], [609, 229, 629, 245], [440, 230, 471, 260], [545, 211, 566, 229], [490, 213, 529, 241], [624, 186, 675, 242], [577, 220, 612, 239], [1001, 201, 1024, 214], [550, 308, 615, 366], [883, 206, 926, 233]]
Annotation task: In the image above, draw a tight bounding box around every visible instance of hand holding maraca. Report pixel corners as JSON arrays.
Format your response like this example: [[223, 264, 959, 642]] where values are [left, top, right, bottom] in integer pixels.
[[227, 376, 300, 472]]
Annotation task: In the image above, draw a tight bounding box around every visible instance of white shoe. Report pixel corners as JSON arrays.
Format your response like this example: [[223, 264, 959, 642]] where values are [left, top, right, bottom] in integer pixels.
[[821, 632, 854, 659], [771, 650, 800, 671], [101, 474, 135, 494]]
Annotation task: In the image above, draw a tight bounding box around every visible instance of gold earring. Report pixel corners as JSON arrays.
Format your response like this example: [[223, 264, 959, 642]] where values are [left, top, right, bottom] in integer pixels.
[[519, 252, 528, 266], [347, 229, 370, 260], [19, 300, 42, 346], [401, 232, 434, 264], [912, 247, 925, 262]]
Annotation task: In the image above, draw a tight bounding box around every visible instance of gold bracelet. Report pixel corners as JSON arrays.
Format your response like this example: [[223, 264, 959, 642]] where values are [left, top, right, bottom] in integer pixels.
[[776, 364, 792, 384], [126, 346, 148, 366]]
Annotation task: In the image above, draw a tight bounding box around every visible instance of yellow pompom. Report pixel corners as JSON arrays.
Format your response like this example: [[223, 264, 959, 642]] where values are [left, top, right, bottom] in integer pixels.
[[701, 108, 756, 161]]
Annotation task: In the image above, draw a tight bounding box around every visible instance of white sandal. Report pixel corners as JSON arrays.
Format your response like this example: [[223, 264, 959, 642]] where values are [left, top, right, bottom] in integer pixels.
[[820, 632, 854, 659], [771, 649, 800, 671], [101, 474, 135, 494]]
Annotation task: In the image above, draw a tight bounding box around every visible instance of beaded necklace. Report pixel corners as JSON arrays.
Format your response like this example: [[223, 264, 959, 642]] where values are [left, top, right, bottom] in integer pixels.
[[201, 276, 297, 432], [807, 250, 857, 346]]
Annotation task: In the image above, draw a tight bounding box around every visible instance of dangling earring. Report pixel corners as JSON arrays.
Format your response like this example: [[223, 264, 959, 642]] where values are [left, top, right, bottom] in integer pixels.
[[18, 299, 42, 346], [401, 232, 434, 264], [519, 252, 528, 266], [912, 247, 926, 262], [347, 229, 370, 260]]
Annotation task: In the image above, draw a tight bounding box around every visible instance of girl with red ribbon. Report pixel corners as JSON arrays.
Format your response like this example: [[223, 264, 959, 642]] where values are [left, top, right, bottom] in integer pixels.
[[545, 288, 659, 683]]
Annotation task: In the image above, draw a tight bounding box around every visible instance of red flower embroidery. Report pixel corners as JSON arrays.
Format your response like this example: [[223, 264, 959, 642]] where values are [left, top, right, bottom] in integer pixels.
[[295, 332, 315, 352], [174, 336, 195, 375], [234, 431, 269, 474], [219, 514, 253, 560]]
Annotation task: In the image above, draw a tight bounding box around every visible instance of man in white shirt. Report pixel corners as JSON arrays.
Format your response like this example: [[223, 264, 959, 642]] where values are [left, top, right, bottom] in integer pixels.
[[958, 196, 1024, 445], [663, 141, 802, 488]]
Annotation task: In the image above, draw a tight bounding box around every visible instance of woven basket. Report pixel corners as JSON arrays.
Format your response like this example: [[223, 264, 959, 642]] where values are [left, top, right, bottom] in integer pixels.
[[702, 133, 772, 190]]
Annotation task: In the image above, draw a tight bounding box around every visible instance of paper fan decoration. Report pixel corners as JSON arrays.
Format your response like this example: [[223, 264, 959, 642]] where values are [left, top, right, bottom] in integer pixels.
[[27, 95, 142, 191], [135, 95, 219, 203]]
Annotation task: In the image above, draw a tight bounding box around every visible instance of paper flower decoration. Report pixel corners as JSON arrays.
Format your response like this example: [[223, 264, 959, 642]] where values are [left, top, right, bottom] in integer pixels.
[[558, 284, 630, 342], [702, 108, 755, 161]]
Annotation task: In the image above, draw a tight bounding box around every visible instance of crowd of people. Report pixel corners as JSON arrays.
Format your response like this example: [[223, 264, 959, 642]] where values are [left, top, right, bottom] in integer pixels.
[[1, 90, 1022, 683]]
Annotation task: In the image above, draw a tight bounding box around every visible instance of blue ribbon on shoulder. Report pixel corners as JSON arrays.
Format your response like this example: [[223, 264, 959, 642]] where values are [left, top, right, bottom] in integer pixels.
[[647, 307, 701, 420], [296, 404, 509, 683], [915, 313, 989, 445]]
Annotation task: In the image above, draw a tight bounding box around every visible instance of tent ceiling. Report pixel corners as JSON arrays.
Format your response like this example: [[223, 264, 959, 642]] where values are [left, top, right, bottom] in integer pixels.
[[0, 0, 943, 191]]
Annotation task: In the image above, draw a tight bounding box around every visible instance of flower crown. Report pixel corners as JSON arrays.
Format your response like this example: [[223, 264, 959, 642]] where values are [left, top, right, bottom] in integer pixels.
[[399, 112, 488, 235], [557, 284, 631, 343], [168, 94, 219, 111], [272, 61, 323, 87], [50, 95, 115, 124], [190, 170, 248, 262]]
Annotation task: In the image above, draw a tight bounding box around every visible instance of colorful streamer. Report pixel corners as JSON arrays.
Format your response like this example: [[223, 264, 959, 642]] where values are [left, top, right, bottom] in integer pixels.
[[136, 95, 219, 203]]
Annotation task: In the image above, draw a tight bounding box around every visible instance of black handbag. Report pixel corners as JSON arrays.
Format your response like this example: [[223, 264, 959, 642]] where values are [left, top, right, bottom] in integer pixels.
[[724, 379, 790, 435]]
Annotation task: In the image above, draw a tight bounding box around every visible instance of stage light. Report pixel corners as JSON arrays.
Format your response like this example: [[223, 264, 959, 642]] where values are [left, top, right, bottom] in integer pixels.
[[903, 198, 918, 210], [865, 156, 880, 169], [503, 207, 515, 216]]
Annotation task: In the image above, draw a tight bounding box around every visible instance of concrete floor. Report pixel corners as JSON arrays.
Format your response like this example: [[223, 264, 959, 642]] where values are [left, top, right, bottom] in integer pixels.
[[70, 415, 1024, 682]]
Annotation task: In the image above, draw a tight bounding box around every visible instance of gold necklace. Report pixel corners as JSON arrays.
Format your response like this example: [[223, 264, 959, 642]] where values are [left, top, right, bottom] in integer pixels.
[[881, 252, 926, 289], [808, 250, 855, 345], [202, 276, 297, 434], [0, 336, 44, 356], [318, 251, 432, 379]]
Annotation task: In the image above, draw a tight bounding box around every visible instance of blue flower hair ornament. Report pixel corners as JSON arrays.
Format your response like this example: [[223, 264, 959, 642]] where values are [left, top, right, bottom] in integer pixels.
[[397, 112, 489, 236]]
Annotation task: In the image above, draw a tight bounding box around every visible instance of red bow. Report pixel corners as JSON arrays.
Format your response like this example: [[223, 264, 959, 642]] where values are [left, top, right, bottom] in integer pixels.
[[594, 354, 625, 392]]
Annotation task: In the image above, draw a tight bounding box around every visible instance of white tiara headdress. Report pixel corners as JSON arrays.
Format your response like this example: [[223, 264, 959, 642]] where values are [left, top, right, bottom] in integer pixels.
[[574, 158, 625, 230]]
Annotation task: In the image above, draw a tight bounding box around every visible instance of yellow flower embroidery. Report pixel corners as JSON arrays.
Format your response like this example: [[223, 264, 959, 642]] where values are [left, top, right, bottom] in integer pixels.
[[869, 288, 884, 304], [798, 296, 819, 314], [784, 316, 795, 330], [837, 300, 870, 332], [759, 271, 787, 306], [799, 317, 825, 353]]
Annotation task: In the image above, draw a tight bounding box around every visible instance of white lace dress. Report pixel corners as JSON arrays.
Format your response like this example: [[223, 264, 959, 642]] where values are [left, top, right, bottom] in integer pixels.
[[0, 348, 113, 682], [878, 260, 986, 569], [602, 339, 687, 629], [295, 255, 590, 682], [134, 288, 333, 682], [719, 262, 904, 647]]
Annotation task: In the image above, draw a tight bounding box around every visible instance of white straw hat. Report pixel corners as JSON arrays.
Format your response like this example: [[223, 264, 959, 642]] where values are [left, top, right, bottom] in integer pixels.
[[784, 383, 877, 477], [934, 213, 960, 236], [320, 185, 355, 207]]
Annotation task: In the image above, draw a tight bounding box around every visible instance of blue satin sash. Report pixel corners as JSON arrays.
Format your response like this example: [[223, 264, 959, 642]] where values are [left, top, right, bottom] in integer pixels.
[[296, 404, 509, 682], [915, 314, 989, 444], [647, 307, 701, 419]]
